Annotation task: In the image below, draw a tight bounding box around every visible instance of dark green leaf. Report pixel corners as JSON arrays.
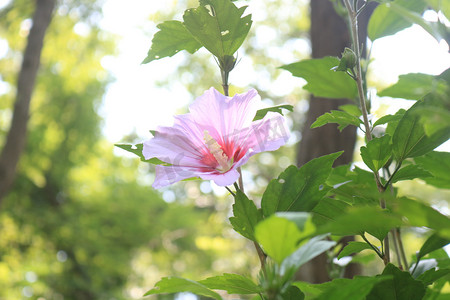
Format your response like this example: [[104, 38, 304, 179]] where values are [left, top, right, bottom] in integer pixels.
[[280, 57, 358, 99], [199, 273, 262, 295], [392, 96, 450, 161], [316, 206, 402, 241], [368, 0, 427, 41], [144, 277, 222, 299], [229, 190, 262, 241], [338, 241, 373, 260], [417, 268, 450, 286], [415, 151, 450, 189], [390, 164, 433, 183], [114, 143, 169, 165], [385, 109, 407, 137], [418, 234, 450, 262], [367, 264, 426, 300], [312, 198, 351, 227], [311, 110, 362, 131], [294, 276, 390, 300], [142, 21, 202, 64], [378, 73, 447, 100], [360, 135, 392, 172], [253, 104, 293, 121], [393, 197, 450, 238], [373, 113, 404, 128], [183, 0, 252, 59], [261, 152, 342, 217], [254, 216, 303, 264], [281, 285, 305, 300]]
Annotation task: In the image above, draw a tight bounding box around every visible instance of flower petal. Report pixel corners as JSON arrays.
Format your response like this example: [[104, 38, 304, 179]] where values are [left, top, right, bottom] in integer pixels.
[[152, 165, 200, 189], [199, 168, 241, 186]]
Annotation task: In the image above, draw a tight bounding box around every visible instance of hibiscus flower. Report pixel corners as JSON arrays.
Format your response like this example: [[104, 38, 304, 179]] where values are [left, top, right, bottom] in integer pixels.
[[143, 87, 290, 188]]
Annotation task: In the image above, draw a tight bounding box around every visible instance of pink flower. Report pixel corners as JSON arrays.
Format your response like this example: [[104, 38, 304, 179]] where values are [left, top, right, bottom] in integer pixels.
[[143, 87, 290, 189]]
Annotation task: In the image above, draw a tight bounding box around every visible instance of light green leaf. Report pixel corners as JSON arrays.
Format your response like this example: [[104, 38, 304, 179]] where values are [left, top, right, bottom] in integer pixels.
[[425, 0, 450, 17], [253, 104, 293, 121], [378, 73, 447, 100], [142, 21, 202, 64], [360, 135, 392, 172], [254, 216, 302, 265], [144, 277, 222, 299], [368, 0, 427, 41], [311, 110, 362, 131], [312, 198, 351, 227], [367, 264, 426, 300], [280, 57, 358, 99], [390, 164, 433, 183], [114, 143, 169, 165], [229, 190, 262, 241], [373, 113, 405, 128], [415, 151, 450, 189], [337, 241, 374, 260], [183, 0, 252, 59], [417, 234, 450, 262], [417, 268, 450, 286], [261, 152, 342, 217], [199, 273, 262, 295]]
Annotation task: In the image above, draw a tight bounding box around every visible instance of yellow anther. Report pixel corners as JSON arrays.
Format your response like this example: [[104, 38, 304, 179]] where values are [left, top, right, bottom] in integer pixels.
[[203, 131, 231, 172]]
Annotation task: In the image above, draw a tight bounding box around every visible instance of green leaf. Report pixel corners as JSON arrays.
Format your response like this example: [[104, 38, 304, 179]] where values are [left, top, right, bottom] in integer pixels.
[[337, 241, 373, 260], [144, 277, 222, 299], [229, 190, 262, 241], [311, 110, 362, 131], [368, 0, 427, 41], [316, 206, 402, 241], [280, 235, 336, 278], [393, 197, 450, 239], [417, 234, 450, 262], [114, 143, 169, 165], [280, 57, 358, 99], [312, 198, 351, 227], [261, 152, 343, 217], [183, 0, 252, 59], [360, 135, 392, 172], [390, 164, 433, 183], [281, 285, 305, 300], [142, 21, 202, 64], [415, 151, 450, 189], [368, 264, 426, 300], [339, 104, 361, 117], [373, 113, 405, 128], [392, 97, 450, 161], [253, 104, 293, 121], [417, 268, 450, 286], [378, 73, 447, 100], [386, 109, 407, 137], [254, 216, 303, 264], [425, 0, 450, 17], [293, 276, 390, 300], [199, 273, 262, 295]]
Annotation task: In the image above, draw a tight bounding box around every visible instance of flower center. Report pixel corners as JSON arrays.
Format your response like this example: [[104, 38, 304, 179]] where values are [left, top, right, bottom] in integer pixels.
[[203, 131, 232, 173]]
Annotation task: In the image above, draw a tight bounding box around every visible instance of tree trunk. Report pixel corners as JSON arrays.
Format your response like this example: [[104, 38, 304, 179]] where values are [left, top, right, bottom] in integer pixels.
[[296, 0, 374, 283], [0, 0, 56, 204]]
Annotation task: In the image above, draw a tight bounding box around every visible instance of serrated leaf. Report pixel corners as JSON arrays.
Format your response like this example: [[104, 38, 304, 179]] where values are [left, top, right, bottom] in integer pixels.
[[114, 143, 169, 165], [367, 264, 426, 300], [390, 164, 433, 183], [255, 216, 303, 264], [142, 21, 202, 64], [378, 73, 447, 100], [183, 0, 252, 59], [415, 151, 450, 189], [261, 152, 343, 217], [392, 96, 450, 161], [253, 104, 293, 121], [393, 197, 450, 238], [368, 0, 427, 41], [360, 135, 392, 172], [229, 190, 262, 241], [144, 277, 222, 299], [280, 57, 358, 99], [311, 110, 362, 131], [338, 241, 373, 260], [199, 273, 262, 295], [339, 104, 362, 117]]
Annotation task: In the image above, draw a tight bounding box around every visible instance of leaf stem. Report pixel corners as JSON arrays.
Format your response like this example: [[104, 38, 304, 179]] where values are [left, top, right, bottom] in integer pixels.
[[225, 186, 235, 197], [361, 233, 384, 260]]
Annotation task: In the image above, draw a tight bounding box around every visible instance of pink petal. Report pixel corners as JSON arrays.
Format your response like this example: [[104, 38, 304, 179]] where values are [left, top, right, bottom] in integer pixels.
[[199, 168, 241, 186], [152, 165, 200, 189]]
